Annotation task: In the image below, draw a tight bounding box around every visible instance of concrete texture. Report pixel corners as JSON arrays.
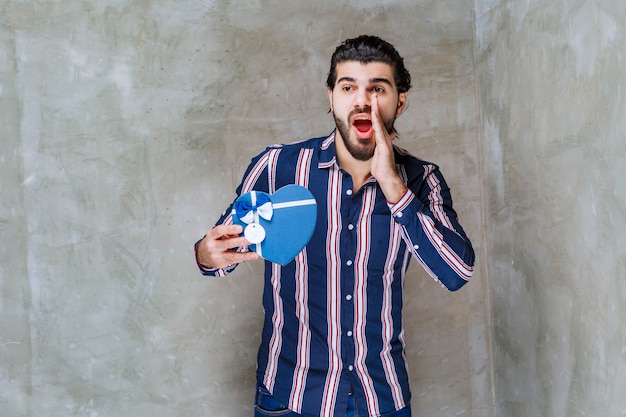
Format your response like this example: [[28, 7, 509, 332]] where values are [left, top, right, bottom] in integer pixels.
[[1, 1, 489, 416], [474, 0, 626, 416], [1, 0, 624, 416]]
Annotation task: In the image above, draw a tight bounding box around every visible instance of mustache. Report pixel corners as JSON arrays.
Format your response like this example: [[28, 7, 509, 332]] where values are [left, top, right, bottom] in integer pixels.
[[349, 107, 371, 119]]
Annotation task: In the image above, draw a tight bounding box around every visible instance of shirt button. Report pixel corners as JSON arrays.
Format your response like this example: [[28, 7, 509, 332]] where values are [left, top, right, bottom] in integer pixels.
[[346, 294, 353, 301], [414, 244, 419, 250], [346, 260, 353, 266], [346, 189, 353, 196], [396, 211, 403, 218], [348, 365, 354, 371], [347, 224, 354, 231], [347, 330, 353, 337]]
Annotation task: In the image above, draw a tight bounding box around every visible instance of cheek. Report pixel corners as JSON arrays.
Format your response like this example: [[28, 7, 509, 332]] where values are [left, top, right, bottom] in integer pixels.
[[331, 98, 350, 117], [389, 101, 403, 118], [379, 104, 398, 121]]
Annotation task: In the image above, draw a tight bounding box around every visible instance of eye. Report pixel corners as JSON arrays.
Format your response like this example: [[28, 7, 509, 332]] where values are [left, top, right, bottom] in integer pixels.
[[342, 85, 354, 92], [373, 86, 385, 93]]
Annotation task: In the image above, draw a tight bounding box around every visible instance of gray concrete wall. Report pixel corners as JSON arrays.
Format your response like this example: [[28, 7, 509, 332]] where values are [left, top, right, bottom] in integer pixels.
[[1, 1, 491, 417], [474, 0, 626, 416]]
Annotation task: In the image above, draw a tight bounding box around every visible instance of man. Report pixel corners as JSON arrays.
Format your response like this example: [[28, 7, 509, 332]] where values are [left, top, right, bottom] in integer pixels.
[[195, 35, 475, 417]]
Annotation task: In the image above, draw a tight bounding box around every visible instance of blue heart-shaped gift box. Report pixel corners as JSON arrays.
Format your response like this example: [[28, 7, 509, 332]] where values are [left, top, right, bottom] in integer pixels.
[[231, 185, 317, 266]]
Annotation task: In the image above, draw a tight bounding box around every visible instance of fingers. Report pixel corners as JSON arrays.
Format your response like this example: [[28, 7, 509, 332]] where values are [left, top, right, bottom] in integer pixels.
[[371, 94, 382, 136], [208, 224, 244, 239], [216, 248, 259, 268], [371, 95, 395, 144], [369, 94, 401, 185], [198, 224, 259, 269], [206, 224, 251, 251]]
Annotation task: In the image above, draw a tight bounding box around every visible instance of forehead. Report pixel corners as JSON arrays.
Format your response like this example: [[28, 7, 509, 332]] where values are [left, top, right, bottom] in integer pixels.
[[334, 61, 396, 86]]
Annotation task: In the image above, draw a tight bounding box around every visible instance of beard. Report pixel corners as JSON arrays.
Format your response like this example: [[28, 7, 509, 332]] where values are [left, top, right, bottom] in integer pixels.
[[333, 107, 397, 161]]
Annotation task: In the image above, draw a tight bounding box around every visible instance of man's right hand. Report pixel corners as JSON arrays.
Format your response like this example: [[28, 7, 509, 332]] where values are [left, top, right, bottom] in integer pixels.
[[196, 224, 259, 269]]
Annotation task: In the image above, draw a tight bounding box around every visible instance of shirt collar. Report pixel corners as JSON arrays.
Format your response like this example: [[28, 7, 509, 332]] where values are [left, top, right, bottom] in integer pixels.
[[318, 130, 338, 169], [317, 130, 379, 187]]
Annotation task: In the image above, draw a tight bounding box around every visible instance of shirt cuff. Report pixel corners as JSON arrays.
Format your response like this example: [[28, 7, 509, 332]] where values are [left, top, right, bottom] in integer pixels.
[[387, 188, 416, 225]]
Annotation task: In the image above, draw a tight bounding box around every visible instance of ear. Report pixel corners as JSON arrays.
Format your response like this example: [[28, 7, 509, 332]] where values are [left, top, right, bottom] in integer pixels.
[[396, 92, 408, 117], [327, 88, 334, 112]]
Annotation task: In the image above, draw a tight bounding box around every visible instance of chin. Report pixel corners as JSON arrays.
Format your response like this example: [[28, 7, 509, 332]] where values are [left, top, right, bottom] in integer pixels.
[[350, 146, 375, 161]]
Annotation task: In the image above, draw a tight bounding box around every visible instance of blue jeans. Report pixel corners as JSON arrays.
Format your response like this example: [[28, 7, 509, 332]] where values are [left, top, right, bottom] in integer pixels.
[[254, 384, 411, 417]]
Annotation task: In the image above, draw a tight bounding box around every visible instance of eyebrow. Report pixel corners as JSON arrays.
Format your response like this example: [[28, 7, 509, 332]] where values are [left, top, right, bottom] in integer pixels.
[[337, 76, 393, 86]]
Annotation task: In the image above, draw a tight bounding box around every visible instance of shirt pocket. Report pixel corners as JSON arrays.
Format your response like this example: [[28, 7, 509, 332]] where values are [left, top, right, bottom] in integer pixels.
[[255, 385, 292, 416]]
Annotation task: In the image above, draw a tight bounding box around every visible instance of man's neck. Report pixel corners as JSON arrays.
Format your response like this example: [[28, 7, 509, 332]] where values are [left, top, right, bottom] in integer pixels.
[[343, 161, 372, 192], [334, 134, 372, 192]]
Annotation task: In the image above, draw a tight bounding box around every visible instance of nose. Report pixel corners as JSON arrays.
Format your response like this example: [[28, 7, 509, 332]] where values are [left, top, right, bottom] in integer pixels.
[[355, 88, 372, 109]]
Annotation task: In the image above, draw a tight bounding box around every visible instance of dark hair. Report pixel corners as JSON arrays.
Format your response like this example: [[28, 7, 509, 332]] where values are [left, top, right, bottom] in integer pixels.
[[326, 35, 412, 93]]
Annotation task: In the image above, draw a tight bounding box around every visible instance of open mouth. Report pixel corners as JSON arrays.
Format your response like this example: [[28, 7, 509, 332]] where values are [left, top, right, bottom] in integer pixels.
[[352, 116, 373, 139]]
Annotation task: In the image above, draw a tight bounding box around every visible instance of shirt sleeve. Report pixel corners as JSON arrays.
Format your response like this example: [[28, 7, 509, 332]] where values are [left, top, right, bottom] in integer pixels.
[[388, 164, 475, 291], [194, 146, 274, 277]]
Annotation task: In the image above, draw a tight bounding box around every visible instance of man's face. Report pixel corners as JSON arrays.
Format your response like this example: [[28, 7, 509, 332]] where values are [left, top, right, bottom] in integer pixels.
[[328, 61, 407, 161]]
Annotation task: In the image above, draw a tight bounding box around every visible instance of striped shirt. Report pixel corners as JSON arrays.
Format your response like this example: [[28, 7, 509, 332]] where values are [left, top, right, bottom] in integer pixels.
[[197, 132, 475, 417]]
